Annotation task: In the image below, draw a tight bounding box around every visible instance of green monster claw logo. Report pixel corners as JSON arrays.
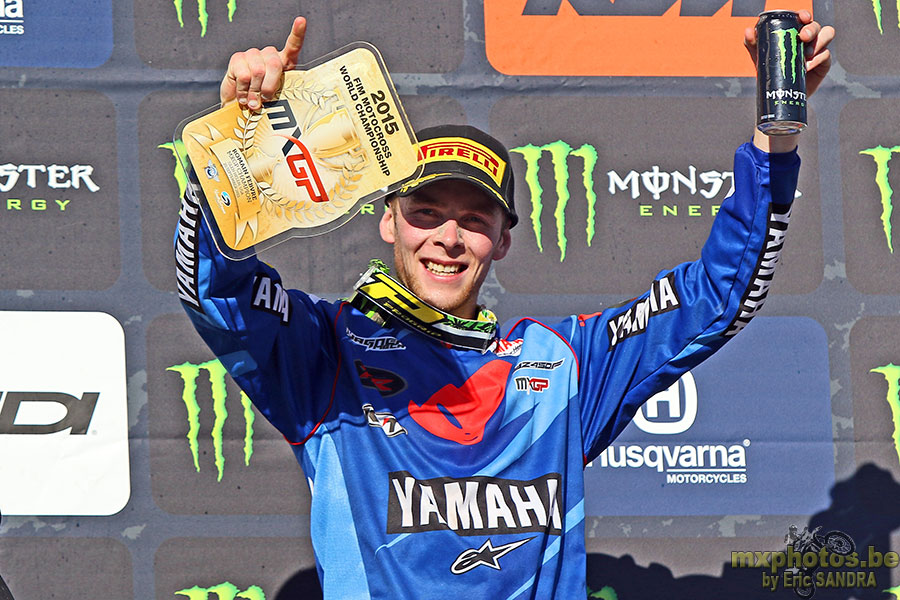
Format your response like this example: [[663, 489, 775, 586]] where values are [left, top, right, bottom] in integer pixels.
[[173, 0, 237, 37], [511, 141, 598, 262], [869, 0, 900, 35], [160, 141, 189, 199], [176, 582, 265, 600], [871, 363, 900, 466], [772, 27, 801, 82], [587, 585, 618, 599], [167, 359, 255, 482], [859, 144, 900, 254]]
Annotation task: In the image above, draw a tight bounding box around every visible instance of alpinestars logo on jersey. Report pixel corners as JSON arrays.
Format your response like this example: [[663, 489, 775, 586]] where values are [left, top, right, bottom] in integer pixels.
[[607, 272, 680, 349], [725, 203, 791, 336], [450, 537, 533, 575], [387, 471, 562, 536]]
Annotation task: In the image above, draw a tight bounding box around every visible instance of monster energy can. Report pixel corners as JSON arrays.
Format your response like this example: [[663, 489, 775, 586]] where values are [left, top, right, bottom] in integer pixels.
[[756, 10, 807, 135]]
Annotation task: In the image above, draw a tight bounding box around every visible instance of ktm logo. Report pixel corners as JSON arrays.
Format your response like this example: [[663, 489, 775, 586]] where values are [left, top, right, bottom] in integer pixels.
[[485, 0, 813, 76]]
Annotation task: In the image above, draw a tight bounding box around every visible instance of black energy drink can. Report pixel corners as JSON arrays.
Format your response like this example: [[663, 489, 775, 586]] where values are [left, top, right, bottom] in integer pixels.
[[756, 10, 807, 135]]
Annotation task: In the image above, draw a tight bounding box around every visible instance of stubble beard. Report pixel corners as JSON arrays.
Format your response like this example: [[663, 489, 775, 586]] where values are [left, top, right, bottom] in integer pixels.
[[392, 245, 480, 319]]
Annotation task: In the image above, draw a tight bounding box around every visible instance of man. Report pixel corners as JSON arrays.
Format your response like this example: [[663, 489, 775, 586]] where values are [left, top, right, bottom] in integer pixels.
[[178, 14, 834, 599]]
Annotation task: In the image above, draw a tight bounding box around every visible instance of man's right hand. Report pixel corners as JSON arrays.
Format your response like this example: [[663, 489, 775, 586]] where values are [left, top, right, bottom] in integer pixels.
[[219, 16, 307, 110]]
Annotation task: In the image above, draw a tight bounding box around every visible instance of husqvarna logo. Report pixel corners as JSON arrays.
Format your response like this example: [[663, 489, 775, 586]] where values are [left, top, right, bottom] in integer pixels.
[[632, 372, 698, 435]]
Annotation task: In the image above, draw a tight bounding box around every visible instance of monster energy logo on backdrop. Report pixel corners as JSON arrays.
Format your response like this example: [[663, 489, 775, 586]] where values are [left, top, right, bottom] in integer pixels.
[[167, 359, 255, 482], [860, 144, 900, 253], [511, 141, 598, 262], [511, 140, 734, 261], [869, 0, 900, 35], [872, 363, 900, 467], [587, 586, 618, 600], [160, 141, 189, 198], [176, 582, 265, 599], [172, 0, 237, 37], [771, 27, 801, 82]]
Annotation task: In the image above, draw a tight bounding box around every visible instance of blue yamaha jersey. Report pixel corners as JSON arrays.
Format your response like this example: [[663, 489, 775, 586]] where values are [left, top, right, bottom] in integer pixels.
[[176, 143, 799, 598]]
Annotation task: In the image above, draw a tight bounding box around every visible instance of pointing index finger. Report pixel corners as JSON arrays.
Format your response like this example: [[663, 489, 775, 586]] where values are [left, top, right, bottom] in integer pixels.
[[280, 16, 307, 70]]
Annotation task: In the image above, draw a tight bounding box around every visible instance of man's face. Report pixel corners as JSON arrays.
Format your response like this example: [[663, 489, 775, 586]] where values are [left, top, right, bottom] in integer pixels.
[[379, 179, 512, 320]]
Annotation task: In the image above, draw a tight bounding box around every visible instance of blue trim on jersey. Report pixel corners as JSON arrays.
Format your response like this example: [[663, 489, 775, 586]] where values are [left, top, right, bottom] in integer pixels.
[[305, 426, 371, 599]]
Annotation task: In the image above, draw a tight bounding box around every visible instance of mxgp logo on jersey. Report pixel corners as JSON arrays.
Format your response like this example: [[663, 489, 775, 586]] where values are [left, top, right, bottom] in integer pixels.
[[388, 471, 562, 536], [485, 1, 813, 76], [0, 311, 129, 515], [514, 376, 550, 393]]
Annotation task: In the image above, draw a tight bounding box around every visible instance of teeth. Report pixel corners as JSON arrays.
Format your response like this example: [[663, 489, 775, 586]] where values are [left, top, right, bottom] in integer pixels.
[[426, 261, 461, 275]]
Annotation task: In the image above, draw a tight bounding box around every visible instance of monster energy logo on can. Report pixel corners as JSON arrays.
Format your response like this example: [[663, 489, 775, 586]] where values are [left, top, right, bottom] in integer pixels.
[[168, 359, 255, 482], [756, 11, 806, 135], [176, 582, 265, 600], [871, 363, 900, 467], [860, 144, 900, 253], [869, 0, 900, 35], [172, 0, 237, 37]]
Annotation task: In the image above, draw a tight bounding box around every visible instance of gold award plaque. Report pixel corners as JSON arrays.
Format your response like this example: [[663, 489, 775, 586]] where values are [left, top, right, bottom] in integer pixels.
[[177, 43, 420, 259]]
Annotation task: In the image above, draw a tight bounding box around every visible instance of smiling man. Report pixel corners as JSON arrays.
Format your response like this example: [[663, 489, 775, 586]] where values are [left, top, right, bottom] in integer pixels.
[[178, 14, 834, 600]]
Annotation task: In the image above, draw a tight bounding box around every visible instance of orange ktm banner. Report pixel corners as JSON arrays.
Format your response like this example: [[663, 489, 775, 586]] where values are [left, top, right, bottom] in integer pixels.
[[485, 0, 814, 77]]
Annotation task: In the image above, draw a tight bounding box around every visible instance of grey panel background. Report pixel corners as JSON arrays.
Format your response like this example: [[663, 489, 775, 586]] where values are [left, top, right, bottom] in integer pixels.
[[1, 1, 899, 598]]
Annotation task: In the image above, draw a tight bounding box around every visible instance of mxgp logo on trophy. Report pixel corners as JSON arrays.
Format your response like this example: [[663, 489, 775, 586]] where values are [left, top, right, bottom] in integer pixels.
[[485, 0, 813, 76], [177, 45, 420, 259], [181, 92, 365, 252]]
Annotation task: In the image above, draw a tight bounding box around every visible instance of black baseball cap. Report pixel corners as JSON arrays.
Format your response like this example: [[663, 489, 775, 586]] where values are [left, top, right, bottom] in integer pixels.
[[395, 125, 518, 227]]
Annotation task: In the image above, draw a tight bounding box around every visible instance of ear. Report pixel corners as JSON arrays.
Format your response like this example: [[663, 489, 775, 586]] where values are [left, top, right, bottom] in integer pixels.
[[379, 202, 396, 244], [492, 227, 512, 261]]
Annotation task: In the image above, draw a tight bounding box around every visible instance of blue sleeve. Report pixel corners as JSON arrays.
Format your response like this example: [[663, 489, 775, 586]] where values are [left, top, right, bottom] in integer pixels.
[[174, 190, 339, 444], [567, 142, 800, 463]]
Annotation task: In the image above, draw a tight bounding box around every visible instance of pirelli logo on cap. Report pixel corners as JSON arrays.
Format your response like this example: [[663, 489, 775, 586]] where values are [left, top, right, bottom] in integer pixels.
[[418, 137, 506, 186]]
